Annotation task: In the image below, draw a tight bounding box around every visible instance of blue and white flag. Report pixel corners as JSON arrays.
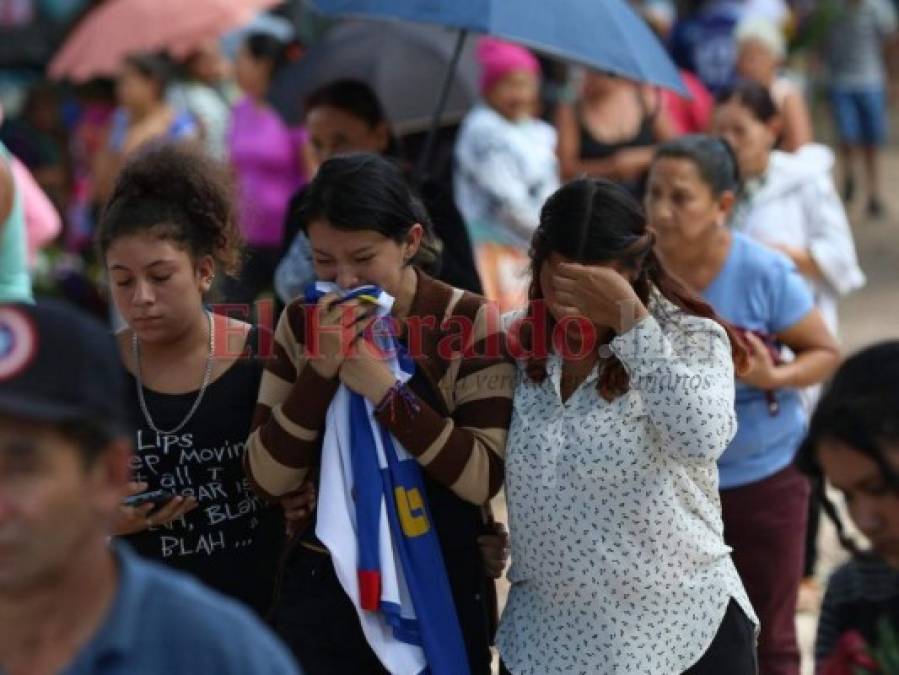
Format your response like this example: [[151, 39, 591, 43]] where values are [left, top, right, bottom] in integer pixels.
[[309, 282, 470, 675]]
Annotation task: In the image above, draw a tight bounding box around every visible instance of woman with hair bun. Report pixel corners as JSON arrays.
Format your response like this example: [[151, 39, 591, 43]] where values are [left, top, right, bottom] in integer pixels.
[[98, 144, 284, 616], [646, 134, 841, 675]]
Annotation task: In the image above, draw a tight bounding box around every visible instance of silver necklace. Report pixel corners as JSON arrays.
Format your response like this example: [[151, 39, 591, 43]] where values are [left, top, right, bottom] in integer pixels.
[[133, 311, 215, 435]]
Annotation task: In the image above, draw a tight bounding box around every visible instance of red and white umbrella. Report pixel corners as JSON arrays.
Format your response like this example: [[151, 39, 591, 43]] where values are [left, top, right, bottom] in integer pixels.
[[49, 0, 282, 82]]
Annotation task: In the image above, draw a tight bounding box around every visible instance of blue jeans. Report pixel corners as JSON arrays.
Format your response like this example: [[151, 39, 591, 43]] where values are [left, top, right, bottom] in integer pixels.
[[829, 86, 888, 146]]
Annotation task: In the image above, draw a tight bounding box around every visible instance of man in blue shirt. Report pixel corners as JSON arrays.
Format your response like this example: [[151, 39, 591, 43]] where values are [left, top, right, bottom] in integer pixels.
[[0, 300, 300, 675]]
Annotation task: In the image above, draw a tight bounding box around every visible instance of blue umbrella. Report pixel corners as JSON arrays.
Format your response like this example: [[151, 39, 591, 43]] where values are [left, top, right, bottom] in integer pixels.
[[311, 0, 685, 93], [310, 0, 686, 172]]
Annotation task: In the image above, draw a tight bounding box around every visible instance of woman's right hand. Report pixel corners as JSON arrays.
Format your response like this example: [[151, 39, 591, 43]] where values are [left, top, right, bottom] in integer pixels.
[[307, 293, 375, 379], [737, 331, 782, 390], [281, 481, 317, 537], [112, 481, 199, 536]]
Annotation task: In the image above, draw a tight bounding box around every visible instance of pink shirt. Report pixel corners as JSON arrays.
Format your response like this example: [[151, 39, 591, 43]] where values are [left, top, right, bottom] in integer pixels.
[[661, 70, 714, 136], [10, 155, 60, 264], [229, 97, 308, 248]]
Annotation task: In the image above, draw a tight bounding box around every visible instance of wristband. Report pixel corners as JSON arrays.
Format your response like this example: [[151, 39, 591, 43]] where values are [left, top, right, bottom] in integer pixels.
[[374, 380, 421, 422]]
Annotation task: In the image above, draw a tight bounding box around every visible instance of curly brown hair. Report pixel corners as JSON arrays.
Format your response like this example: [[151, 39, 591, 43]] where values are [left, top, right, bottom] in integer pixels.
[[97, 144, 243, 278], [518, 178, 747, 402]]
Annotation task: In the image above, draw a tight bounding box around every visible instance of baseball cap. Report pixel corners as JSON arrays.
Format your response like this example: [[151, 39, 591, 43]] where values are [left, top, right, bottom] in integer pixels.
[[0, 300, 127, 430]]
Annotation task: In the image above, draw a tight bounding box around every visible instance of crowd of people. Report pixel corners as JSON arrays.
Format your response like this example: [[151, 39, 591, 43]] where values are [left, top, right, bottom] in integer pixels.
[[1, 1, 898, 674]]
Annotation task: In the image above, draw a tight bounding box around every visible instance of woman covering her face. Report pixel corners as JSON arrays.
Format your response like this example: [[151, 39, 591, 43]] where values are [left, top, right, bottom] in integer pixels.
[[245, 153, 514, 675], [497, 177, 757, 674]]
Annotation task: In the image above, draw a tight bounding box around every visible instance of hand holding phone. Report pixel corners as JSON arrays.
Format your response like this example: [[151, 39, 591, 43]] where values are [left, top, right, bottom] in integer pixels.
[[122, 489, 176, 508], [113, 482, 198, 536]]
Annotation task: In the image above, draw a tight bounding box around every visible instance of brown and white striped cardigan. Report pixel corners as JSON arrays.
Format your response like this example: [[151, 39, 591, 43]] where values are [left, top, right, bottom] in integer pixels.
[[244, 269, 514, 508]]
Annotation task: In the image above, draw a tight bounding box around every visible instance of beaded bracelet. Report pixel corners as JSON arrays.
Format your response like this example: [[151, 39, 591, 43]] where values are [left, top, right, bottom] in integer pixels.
[[374, 380, 421, 423]]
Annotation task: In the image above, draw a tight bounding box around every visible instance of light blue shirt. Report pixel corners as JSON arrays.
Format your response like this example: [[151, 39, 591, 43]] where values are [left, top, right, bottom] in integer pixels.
[[63, 543, 300, 675], [701, 233, 815, 489]]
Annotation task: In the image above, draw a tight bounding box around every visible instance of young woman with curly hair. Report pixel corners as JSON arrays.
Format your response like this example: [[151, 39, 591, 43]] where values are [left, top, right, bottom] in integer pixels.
[[96, 144, 284, 616]]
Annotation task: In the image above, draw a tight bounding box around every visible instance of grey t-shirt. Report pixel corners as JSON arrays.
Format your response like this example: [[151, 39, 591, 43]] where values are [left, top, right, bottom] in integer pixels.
[[826, 0, 898, 88]]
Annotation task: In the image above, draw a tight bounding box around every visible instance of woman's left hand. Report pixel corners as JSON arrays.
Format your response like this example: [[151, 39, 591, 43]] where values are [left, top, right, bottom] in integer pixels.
[[478, 521, 511, 579], [551, 263, 648, 334], [338, 334, 397, 404]]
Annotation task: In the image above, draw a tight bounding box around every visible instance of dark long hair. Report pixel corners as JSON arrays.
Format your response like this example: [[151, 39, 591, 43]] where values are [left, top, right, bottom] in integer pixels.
[[303, 79, 400, 156], [715, 81, 778, 123], [242, 32, 299, 73], [796, 341, 899, 556], [296, 153, 436, 268], [521, 178, 747, 401], [123, 53, 172, 101]]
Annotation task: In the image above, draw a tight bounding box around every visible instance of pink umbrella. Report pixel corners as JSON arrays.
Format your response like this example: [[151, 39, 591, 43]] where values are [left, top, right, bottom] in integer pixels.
[[49, 0, 283, 82]]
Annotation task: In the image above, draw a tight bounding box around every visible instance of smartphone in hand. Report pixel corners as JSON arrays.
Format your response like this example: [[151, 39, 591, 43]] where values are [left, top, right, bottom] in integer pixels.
[[122, 489, 177, 509]]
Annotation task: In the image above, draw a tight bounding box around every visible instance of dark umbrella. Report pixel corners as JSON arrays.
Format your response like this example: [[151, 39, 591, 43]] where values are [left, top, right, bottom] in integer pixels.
[[268, 20, 481, 135], [308, 0, 687, 172]]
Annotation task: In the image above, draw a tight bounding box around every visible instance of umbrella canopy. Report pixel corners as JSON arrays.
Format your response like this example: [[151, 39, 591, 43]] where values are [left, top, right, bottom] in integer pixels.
[[311, 0, 687, 95], [268, 20, 480, 134], [49, 0, 282, 83]]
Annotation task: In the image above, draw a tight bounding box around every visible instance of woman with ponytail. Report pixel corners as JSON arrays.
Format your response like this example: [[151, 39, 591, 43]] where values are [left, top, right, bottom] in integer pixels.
[[497, 177, 757, 674], [646, 134, 841, 675]]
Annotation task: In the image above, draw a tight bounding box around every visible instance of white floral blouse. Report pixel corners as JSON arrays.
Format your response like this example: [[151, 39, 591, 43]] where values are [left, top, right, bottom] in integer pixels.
[[497, 295, 758, 674]]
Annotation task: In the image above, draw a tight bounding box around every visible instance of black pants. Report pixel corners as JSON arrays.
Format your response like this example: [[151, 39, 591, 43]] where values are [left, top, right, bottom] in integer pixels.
[[682, 599, 758, 674], [500, 599, 757, 675], [270, 547, 388, 675]]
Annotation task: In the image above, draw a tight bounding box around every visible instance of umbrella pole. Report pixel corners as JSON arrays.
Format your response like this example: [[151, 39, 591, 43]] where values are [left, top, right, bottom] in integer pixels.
[[415, 29, 469, 181]]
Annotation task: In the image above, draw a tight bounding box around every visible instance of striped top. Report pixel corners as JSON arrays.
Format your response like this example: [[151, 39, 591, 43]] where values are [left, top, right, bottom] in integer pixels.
[[816, 555, 899, 668], [245, 269, 514, 507]]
